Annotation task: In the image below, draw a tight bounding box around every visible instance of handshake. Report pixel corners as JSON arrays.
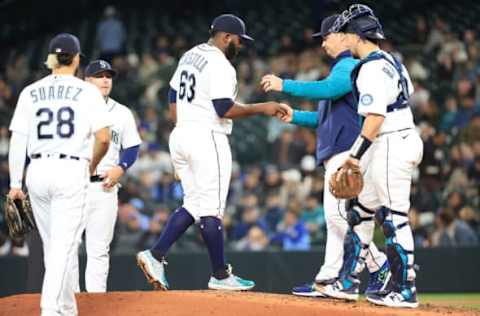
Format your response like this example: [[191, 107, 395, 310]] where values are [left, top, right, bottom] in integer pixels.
[[258, 74, 292, 123], [260, 101, 292, 122]]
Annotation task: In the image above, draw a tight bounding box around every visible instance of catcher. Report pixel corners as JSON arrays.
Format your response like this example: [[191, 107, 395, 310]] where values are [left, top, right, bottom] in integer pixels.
[[322, 5, 423, 308], [263, 14, 389, 300]]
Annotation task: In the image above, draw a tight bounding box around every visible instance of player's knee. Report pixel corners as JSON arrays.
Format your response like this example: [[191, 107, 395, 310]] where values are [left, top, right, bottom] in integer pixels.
[[346, 209, 362, 227], [374, 206, 389, 225], [346, 200, 375, 228], [200, 216, 222, 233]]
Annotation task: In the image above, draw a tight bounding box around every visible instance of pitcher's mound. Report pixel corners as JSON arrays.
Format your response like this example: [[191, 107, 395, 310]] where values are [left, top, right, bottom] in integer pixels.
[[1, 291, 478, 316]]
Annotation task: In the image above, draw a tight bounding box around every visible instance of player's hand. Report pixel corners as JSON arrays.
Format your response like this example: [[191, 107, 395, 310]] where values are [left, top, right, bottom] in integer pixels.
[[261, 101, 288, 117], [276, 103, 293, 123], [336, 157, 360, 183], [261, 74, 283, 92], [102, 166, 125, 189], [8, 188, 26, 200]]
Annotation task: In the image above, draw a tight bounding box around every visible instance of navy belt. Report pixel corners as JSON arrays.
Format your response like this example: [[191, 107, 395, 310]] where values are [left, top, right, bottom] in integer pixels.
[[31, 153, 80, 160], [386, 103, 408, 113], [377, 127, 413, 137], [90, 175, 104, 182]]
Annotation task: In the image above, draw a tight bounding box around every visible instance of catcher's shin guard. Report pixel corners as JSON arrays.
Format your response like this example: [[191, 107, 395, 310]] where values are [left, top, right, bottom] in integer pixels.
[[339, 201, 375, 278], [375, 207, 415, 292]]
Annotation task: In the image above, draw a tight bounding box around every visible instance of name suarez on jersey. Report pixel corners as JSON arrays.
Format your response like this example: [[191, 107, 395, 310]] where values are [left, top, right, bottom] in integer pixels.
[[30, 85, 83, 103], [179, 51, 208, 73]]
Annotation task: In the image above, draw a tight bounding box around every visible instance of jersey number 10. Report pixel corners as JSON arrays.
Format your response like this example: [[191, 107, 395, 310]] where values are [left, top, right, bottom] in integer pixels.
[[36, 106, 75, 139], [178, 70, 196, 102]]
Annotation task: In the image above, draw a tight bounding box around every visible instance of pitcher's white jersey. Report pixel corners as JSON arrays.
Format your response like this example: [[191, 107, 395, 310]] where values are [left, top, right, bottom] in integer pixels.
[[95, 98, 142, 175], [169, 43, 237, 134], [9, 74, 111, 159], [356, 50, 415, 134]]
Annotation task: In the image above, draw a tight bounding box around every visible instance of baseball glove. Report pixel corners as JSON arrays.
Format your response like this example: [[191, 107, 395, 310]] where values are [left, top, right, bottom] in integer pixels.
[[3, 194, 36, 239], [329, 160, 363, 199]]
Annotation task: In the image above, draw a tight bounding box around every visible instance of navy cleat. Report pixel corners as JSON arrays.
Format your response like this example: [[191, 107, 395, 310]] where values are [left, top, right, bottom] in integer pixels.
[[292, 282, 327, 297], [365, 261, 391, 296]]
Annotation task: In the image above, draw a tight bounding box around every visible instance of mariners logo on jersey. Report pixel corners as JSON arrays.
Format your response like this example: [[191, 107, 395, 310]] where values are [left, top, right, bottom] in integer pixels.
[[360, 94, 373, 106], [93, 98, 141, 175]]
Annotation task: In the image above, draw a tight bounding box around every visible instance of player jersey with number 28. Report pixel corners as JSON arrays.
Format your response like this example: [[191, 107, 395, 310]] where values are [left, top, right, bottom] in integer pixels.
[[169, 43, 237, 135], [9, 74, 111, 160]]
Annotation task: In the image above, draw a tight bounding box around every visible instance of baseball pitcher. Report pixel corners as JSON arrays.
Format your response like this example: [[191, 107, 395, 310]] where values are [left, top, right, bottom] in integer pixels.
[[136, 14, 288, 291]]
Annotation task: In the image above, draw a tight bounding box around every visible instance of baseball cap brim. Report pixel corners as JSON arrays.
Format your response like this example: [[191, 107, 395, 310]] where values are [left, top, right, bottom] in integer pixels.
[[240, 34, 254, 41], [312, 31, 326, 38], [87, 69, 117, 77]]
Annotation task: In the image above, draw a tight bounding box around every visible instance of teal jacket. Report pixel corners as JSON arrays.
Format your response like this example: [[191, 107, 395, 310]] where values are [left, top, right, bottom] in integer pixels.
[[284, 53, 359, 128]]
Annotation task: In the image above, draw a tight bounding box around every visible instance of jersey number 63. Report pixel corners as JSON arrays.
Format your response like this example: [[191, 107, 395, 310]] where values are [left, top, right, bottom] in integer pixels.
[[178, 70, 196, 103]]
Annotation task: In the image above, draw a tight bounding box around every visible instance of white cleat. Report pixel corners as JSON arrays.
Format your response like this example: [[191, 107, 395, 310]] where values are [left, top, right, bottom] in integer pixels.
[[208, 265, 255, 291], [136, 250, 169, 290], [366, 291, 419, 308], [316, 279, 359, 301]]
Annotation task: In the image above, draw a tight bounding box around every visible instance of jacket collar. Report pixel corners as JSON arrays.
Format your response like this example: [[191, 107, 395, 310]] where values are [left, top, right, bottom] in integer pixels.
[[332, 50, 353, 67]]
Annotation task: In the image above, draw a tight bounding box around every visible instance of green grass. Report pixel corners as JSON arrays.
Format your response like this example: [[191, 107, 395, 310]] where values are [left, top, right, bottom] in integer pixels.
[[418, 293, 480, 310]]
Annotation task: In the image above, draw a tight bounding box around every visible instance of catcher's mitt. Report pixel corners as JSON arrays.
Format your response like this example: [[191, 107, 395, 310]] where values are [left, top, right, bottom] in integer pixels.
[[329, 160, 364, 199], [4, 194, 36, 239]]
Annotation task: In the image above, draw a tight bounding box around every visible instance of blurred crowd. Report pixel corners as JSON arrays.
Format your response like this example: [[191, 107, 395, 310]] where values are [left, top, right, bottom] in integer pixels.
[[1, 7, 480, 256]]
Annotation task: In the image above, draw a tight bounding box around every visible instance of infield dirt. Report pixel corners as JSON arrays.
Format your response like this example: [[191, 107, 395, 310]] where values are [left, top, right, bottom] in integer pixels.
[[1, 290, 479, 316]]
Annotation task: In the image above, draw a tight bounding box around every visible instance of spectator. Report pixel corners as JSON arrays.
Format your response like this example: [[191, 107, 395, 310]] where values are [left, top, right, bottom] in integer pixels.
[[300, 195, 325, 244], [96, 5, 126, 62], [409, 207, 431, 248], [263, 193, 285, 233], [233, 206, 269, 241], [432, 208, 478, 246], [271, 209, 310, 251], [234, 226, 270, 251]]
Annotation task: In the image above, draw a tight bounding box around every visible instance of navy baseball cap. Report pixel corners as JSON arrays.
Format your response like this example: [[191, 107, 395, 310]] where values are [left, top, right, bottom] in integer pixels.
[[84, 60, 117, 77], [313, 14, 340, 38], [210, 14, 254, 41], [48, 33, 82, 55]]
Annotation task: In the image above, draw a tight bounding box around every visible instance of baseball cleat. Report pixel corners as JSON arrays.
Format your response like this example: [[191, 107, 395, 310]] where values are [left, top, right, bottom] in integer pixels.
[[292, 282, 327, 297], [365, 261, 391, 296], [208, 264, 255, 291], [136, 250, 169, 290], [317, 277, 359, 301], [366, 288, 419, 308]]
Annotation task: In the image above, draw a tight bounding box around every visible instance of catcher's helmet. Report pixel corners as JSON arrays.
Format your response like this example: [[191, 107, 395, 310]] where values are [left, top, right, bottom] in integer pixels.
[[329, 4, 385, 40]]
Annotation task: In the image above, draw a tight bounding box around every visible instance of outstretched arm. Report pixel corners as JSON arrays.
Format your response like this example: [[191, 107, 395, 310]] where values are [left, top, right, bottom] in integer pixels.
[[276, 104, 318, 129], [217, 99, 290, 120], [261, 58, 357, 101]]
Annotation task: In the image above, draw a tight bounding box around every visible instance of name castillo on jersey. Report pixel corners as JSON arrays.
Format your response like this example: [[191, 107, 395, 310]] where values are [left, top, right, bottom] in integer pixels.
[[178, 50, 209, 73], [170, 43, 237, 134]]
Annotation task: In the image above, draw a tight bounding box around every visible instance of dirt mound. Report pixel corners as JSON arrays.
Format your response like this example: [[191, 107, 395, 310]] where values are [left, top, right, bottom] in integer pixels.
[[1, 291, 479, 316]]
